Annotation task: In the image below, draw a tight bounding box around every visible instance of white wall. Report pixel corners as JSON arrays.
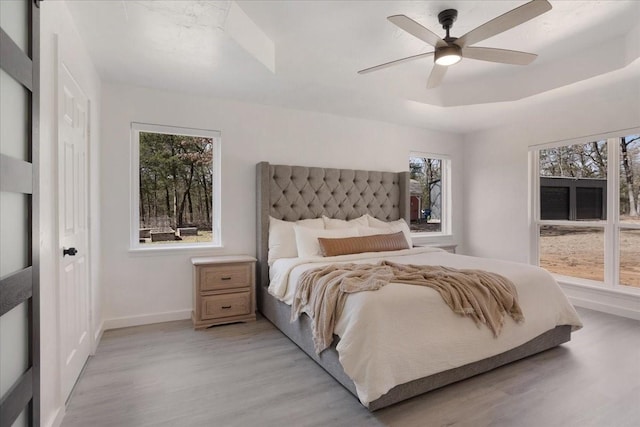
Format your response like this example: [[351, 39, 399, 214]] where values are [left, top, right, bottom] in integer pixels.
[[100, 83, 464, 326], [40, 2, 102, 426]]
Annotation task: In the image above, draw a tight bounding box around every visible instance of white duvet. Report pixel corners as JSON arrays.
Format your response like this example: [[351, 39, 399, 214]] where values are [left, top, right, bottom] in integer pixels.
[[269, 247, 583, 406]]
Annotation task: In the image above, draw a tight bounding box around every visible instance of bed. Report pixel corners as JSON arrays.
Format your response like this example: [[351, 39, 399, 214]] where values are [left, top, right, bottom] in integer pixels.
[[255, 161, 582, 411]]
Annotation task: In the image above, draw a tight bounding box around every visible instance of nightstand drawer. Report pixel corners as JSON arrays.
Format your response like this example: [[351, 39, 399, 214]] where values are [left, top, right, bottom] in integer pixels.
[[201, 292, 251, 320], [199, 264, 251, 291]]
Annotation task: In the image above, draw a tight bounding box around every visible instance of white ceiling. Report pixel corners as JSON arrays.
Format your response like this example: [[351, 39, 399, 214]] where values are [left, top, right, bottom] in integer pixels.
[[65, 0, 640, 134]]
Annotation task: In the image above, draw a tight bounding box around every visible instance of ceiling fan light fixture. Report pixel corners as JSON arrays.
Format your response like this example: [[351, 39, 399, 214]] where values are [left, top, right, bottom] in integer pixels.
[[435, 45, 462, 66]]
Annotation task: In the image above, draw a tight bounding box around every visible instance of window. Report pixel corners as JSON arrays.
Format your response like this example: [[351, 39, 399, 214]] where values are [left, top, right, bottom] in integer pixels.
[[619, 134, 640, 287], [532, 131, 640, 290], [409, 153, 451, 235], [131, 123, 221, 249]]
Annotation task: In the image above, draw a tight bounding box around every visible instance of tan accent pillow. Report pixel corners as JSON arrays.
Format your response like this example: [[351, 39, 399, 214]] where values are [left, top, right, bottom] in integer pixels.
[[318, 231, 410, 257]]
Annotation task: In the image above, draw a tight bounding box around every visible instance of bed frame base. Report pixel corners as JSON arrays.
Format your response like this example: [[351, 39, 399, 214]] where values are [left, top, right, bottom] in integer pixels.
[[258, 285, 571, 411], [258, 285, 358, 396]]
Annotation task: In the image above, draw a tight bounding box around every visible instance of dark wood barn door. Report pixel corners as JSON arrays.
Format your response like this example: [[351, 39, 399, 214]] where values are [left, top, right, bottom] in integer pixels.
[[0, 0, 40, 425]]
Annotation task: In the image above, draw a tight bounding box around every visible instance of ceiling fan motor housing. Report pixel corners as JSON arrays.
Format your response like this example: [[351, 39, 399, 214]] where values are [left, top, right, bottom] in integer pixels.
[[438, 9, 458, 30]]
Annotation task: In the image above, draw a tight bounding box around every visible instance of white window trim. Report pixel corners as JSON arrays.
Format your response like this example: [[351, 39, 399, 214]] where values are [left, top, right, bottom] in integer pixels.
[[409, 152, 453, 240], [129, 122, 222, 252], [529, 127, 640, 295]]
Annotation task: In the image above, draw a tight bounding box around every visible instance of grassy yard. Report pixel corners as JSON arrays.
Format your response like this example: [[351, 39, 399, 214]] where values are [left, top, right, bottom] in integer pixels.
[[179, 230, 213, 244], [410, 220, 441, 233], [540, 225, 640, 288], [141, 230, 213, 245]]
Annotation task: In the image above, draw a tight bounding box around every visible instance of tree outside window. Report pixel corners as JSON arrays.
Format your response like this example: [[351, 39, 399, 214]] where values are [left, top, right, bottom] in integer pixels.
[[409, 155, 444, 233], [132, 123, 220, 248], [620, 135, 640, 221]]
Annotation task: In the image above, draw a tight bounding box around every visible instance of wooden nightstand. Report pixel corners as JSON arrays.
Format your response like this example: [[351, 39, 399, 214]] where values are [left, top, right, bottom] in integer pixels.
[[191, 255, 257, 329]]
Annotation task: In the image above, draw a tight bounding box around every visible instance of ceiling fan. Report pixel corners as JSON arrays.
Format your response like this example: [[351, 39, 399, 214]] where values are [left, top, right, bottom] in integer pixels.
[[358, 0, 552, 89]]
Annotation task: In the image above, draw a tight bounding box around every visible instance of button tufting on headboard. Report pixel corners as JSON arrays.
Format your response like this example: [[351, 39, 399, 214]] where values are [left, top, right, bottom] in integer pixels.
[[267, 164, 406, 222]]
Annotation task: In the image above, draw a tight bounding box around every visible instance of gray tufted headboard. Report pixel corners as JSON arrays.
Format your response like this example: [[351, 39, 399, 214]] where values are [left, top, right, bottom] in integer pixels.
[[256, 162, 410, 293]]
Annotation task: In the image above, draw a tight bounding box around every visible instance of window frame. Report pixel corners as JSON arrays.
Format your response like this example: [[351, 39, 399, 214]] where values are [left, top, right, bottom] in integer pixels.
[[529, 127, 640, 294], [408, 151, 452, 239], [129, 122, 222, 252]]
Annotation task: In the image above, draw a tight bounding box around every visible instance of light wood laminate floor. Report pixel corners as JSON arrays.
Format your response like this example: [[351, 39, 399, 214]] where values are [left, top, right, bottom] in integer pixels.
[[63, 308, 640, 427]]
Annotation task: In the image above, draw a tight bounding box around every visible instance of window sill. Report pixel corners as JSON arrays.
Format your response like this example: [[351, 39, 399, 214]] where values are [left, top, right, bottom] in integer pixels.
[[411, 233, 454, 245], [414, 243, 457, 253], [128, 244, 224, 257], [411, 231, 451, 237], [553, 274, 640, 297]]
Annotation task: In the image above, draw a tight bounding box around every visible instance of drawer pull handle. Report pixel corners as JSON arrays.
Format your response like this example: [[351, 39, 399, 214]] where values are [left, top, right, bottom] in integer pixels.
[[221, 277, 232, 281], [221, 305, 232, 309]]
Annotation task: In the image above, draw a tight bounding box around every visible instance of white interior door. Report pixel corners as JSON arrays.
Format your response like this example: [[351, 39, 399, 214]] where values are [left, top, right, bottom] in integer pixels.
[[58, 61, 91, 401]]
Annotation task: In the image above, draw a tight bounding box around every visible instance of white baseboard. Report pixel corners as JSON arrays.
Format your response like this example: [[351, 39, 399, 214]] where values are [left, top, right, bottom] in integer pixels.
[[92, 320, 105, 354], [103, 309, 192, 330], [559, 282, 640, 321], [45, 406, 65, 427]]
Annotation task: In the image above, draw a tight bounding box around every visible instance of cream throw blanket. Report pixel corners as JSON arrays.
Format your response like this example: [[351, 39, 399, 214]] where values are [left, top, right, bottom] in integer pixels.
[[291, 261, 525, 354]]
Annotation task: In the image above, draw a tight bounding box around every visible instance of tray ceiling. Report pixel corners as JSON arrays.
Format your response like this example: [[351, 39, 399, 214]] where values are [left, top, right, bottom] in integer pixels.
[[66, 1, 640, 133]]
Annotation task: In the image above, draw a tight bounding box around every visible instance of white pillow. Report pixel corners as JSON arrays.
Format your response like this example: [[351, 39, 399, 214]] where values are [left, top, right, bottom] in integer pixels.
[[322, 215, 369, 229], [268, 217, 324, 265], [294, 226, 359, 258], [357, 226, 392, 237], [366, 215, 390, 228], [366, 215, 412, 247]]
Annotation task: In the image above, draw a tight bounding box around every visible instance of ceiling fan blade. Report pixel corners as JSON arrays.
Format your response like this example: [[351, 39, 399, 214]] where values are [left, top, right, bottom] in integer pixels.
[[427, 64, 447, 89], [456, 0, 552, 47], [462, 46, 537, 65], [358, 52, 435, 74], [388, 15, 447, 48]]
